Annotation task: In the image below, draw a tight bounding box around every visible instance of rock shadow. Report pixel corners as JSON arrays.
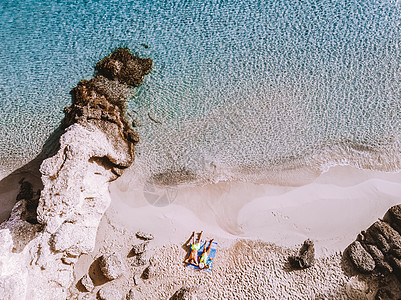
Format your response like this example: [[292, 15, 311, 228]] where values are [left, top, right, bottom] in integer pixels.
[[0, 126, 63, 224], [88, 256, 110, 286]]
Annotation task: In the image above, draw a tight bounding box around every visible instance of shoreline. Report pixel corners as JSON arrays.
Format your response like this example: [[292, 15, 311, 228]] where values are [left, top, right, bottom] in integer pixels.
[[108, 165, 401, 255], [2, 163, 400, 252]]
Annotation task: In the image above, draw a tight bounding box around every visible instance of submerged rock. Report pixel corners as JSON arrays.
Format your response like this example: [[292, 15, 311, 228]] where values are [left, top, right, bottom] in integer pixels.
[[99, 253, 125, 280], [131, 255, 147, 267], [289, 239, 315, 269], [95, 47, 152, 87], [375, 287, 396, 300]]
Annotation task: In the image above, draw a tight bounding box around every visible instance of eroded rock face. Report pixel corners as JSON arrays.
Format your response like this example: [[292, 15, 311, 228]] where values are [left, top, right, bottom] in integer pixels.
[[345, 204, 401, 282], [0, 48, 151, 299]]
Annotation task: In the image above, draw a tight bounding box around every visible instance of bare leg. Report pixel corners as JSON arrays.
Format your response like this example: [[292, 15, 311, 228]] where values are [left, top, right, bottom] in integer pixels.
[[205, 239, 214, 255], [185, 232, 198, 265]]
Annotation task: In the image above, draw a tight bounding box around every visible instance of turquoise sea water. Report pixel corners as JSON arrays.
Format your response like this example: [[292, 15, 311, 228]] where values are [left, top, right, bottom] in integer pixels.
[[1, 0, 401, 183]]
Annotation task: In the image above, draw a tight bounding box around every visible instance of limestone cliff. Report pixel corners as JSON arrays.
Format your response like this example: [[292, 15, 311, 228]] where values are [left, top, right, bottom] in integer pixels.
[[0, 48, 151, 299]]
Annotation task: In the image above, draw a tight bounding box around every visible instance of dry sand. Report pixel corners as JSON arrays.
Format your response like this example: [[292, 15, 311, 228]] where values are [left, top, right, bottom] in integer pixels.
[[65, 165, 401, 299]]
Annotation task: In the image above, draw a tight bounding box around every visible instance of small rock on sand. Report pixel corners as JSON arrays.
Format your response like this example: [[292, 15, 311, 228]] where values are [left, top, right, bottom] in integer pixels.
[[142, 264, 155, 279], [99, 252, 125, 280], [136, 231, 154, 240], [98, 287, 122, 300], [133, 274, 140, 285], [131, 242, 149, 255], [171, 286, 192, 300], [289, 239, 315, 269], [80, 274, 94, 292], [131, 254, 147, 267], [126, 288, 135, 300]]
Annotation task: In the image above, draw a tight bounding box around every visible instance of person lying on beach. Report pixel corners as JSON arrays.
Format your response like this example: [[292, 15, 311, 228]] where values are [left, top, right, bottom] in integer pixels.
[[184, 231, 203, 266], [198, 239, 214, 270]]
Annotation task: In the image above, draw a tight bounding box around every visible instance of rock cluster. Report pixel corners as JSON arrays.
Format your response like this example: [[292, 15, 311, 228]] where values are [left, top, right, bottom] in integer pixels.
[[345, 204, 401, 281], [0, 48, 151, 299], [130, 232, 153, 269], [288, 239, 315, 269], [76, 231, 155, 297]]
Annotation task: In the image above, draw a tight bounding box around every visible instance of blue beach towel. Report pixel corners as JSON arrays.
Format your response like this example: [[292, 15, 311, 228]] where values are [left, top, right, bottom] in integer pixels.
[[186, 240, 218, 272]]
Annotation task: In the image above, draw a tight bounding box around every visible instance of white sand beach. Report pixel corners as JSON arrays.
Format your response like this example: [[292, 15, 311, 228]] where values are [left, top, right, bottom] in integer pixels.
[[65, 165, 401, 299], [108, 165, 401, 253]]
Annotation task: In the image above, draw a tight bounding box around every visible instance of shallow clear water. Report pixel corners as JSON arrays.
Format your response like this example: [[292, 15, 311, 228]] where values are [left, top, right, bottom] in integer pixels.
[[1, 0, 401, 183]]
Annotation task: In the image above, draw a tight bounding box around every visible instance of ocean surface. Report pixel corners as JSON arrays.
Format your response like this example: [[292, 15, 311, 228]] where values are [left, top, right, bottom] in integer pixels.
[[1, 0, 401, 184]]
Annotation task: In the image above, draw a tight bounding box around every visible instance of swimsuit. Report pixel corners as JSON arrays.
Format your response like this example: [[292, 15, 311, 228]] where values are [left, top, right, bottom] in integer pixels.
[[199, 252, 208, 265], [191, 243, 200, 251]]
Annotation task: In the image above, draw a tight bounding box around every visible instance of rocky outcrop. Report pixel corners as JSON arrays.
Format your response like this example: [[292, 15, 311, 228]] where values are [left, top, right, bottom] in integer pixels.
[[0, 48, 151, 299], [345, 204, 401, 282]]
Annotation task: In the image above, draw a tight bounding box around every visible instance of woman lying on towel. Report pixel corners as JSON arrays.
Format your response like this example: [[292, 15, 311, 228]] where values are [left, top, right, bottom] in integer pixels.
[[198, 239, 214, 270], [184, 231, 203, 266]]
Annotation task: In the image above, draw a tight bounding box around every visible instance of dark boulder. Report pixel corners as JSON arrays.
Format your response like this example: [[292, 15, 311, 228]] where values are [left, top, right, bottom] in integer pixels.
[[383, 204, 401, 234], [367, 221, 401, 251], [95, 48, 152, 87], [288, 239, 315, 269], [346, 241, 376, 273], [345, 204, 401, 285], [366, 244, 392, 275]]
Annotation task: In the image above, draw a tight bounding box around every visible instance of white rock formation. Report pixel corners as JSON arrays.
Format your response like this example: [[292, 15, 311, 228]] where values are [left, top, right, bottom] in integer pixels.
[[0, 48, 152, 299]]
